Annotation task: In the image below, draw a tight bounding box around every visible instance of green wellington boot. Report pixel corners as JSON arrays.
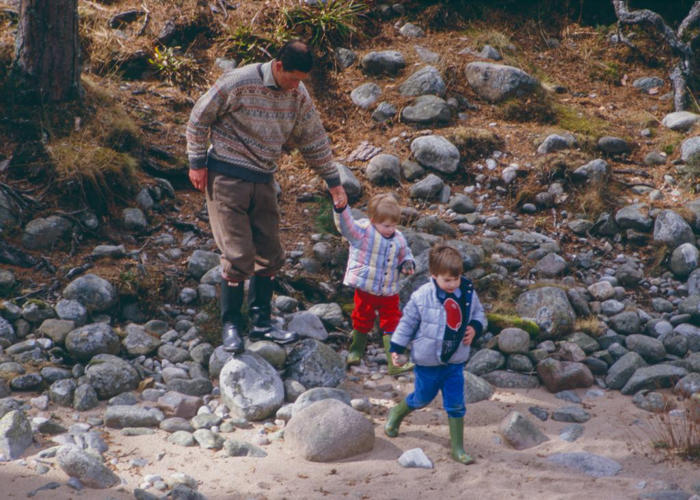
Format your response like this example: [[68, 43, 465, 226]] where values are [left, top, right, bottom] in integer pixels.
[[384, 399, 413, 437], [346, 330, 368, 366], [382, 334, 414, 376], [449, 417, 475, 465]]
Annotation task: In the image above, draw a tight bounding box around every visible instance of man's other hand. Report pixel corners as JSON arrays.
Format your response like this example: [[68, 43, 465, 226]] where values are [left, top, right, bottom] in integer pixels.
[[189, 168, 207, 192]]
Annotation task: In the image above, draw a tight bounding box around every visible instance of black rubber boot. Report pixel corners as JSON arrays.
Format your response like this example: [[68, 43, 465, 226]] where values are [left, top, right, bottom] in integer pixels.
[[248, 275, 298, 344], [221, 281, 245, 354]]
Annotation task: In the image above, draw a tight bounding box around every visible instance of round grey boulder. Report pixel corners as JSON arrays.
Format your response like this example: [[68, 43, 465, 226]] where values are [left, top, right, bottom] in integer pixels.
[[410, 135, 459, 173], [62, 274, 117, 312]]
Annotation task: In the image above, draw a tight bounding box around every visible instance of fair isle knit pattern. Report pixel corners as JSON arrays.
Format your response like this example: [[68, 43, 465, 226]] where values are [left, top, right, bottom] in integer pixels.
[[334, 206, 414, 296], [186, 62, 339, 185]]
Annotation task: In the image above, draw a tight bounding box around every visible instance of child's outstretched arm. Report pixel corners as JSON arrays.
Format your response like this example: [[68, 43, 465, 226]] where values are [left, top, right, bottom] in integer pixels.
[[397, 235, 415, 275], [390, 296, 420, 353], [333, 204, 368, 247]]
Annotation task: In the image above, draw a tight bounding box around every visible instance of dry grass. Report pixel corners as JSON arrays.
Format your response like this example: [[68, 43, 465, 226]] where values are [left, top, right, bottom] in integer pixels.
[[636, 397, 700, 463], [449, 126, 505, 161], [574, 316, 604, 337]]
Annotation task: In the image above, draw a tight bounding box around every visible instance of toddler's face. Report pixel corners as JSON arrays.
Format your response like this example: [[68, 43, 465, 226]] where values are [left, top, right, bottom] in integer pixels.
[[433, 273, 460, 294], [373, 220, 397, 238]]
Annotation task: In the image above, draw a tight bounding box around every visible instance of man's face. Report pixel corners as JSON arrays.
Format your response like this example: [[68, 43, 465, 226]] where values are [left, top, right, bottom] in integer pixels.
[[272, 60, 309, 90]]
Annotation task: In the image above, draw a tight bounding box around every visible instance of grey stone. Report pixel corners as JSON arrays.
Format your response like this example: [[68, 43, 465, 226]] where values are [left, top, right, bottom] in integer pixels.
[[609, 311, 641, 335], [62, 274, 117, 312], [223, 439, 267, 457], [0, 410, 32, 459], [286, 311, 329, 341], [497, 328, 530, 354], [546, 452, 622, 477], [56, 445, 119, 488], [398, 447, 433, 468], [361, 50, 406, 76], [55, 299, 87, 326], [662, 111, 700, 131], [537, 134, 575, 155], [598, 136, 631, 155], [653, 210, 695, 249], [537, 359, 594, 392], [625, 334, 666, 363], [559, 423, 585, 442], [122, 207, 147, 231], [286, 339, 345, 388], [463, 372, 494, 404], [482, 370, 539, 388], [104, 405, 164, 428], [621, 365, 689, 395], [187, 250, 219, 280], [366, 153, 401, 185], [219, 353, 284, 421], [670, 243, 699, 279], [674, 372, 700, 397], [410, 173, 444, 201], [401, 95, 451, 125], [292, 387, 351, 416], [48, 379, 77, 407], [123, 323, 160, 356], [336, 162, 363, 202], [465, 62, 539, 102], [498, 411, 549, 450], [85, 354, 141, 399], [466, 348, 505, 375], [410, 135, 459, 173], [516, 287, 576, 339], [285, 399, 374, 462], [350, 82, 381, 109], [633, 76, 664, 91], [551, 405, 590, 423], [22, 215, 72, 249], [533, 253, 568, 278], [605, 352, 647, 390], [73, 384, 99, 411], [65, 322, 120, 362], [399, 66, 445, 97], [615, 204, 652, 232], [572, 158, 608, 182], [372, 101, 397, 122], [399, 22, 424, 38]]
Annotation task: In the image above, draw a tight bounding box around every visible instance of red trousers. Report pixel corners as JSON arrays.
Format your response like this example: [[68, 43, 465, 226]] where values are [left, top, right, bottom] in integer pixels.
[[351, 289, 401, 334]]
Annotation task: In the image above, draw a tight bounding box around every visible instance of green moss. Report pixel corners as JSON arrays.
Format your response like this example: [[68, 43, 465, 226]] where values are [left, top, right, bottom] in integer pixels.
[[554, 102, 611, 138], [486, 313, 540, 337]]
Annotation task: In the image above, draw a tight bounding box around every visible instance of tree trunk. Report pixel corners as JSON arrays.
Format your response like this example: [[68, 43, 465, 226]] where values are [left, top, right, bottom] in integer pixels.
[[13, 0, 80, 102]]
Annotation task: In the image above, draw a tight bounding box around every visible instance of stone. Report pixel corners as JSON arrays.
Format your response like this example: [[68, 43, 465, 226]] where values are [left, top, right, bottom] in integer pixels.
[[653, 210, 695, 249], [598, 136, 631, 155], [366, 153, 401, 185], [515, 287, 576, 339], [401, 95, 452, 125], [62, 274, 117, 312], [65, 323, 120, 362], [219, 353, 284, 421], [350, 82, 381, 109], [372, 101, 397, 122], [572, 159, 608, 182], [625, 334, 667, 363], [621, 365, 689, 395], [361, 50, 406, 76], [410, 173, 444, 201], [670, 243, 699, 279], [22, 215, 72, 250], [662, 111, 700, 131], [482, 370, 539, 388], [0, 410, 32, 459], [56, 445, 120, 488], [465, 62, 539, 102], [463, 372, 494, 403], [546, 452, 622, 477], [537, 359, 594, 392], [85, 354, 141, 399], [187, 250, 219, 280], [104, 406, 164, 428], [551, 405, 590, 423], [497, 328, 530, 354], [398, 448, 433, 468], [465, 348, 505, 375], [615, 203, 652, 232], [292, 387, 351, 416], [605, 352, 647, 390], [223, 439, 267, 457], [285, 399, 374, 462], [286, 311, 329, 341], [410, 135, 460, 173], [498, 411, 549, 450], [286, 339, 345, 389], [398, 65, 446, 96]]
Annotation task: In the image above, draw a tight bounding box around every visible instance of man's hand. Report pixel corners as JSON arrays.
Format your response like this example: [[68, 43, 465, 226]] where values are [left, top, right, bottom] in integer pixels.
[[328, 185, 347, 209], [463, 326, 476, 345], [189, 168, 207, 192]]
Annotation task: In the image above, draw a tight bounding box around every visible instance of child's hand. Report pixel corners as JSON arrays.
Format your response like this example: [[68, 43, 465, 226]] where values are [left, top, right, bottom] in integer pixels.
[[463, 326, 476, 345], [400, 261, 415, 275], [391, 352, 405, 366]]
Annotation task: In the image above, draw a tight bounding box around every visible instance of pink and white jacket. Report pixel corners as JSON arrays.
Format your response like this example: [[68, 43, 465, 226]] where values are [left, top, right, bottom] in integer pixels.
[[334, 206, 414, 296]]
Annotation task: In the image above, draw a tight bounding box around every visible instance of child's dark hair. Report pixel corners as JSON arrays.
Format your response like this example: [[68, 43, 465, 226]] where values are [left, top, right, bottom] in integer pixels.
[[429, 243, 463, 277], [368, 193, 401, 224], [278, 40, 313, 73]]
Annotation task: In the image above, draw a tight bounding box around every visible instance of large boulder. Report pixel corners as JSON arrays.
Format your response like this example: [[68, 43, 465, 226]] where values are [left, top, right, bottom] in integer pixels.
[[516, 287, 576, 339], [219, 353, 284, 421], [361, 50, 406, 76], [398, 65, 446, 96], [410, 135, 459, 173], [653, 209, 695, 249], [465, 62, 539, 102], [621, 365, 689, 395], [285, 399, 374, 462], [22, 215, 73, 250]]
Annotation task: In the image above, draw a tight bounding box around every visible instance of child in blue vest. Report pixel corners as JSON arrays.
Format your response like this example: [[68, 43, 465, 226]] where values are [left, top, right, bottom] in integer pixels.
[[385, 243, 487, 464]]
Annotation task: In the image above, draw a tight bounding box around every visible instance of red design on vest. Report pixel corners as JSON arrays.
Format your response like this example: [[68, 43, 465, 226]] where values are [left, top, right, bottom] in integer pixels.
[[444, 297, 462, 330]]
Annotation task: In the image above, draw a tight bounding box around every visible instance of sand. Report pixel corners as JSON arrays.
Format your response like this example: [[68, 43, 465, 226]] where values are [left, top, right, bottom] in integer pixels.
[[1, 376, 697, 500]]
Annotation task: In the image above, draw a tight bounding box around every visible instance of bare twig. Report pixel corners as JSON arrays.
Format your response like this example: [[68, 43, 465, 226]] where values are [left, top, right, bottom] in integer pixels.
[[137, 2, 150, 37]]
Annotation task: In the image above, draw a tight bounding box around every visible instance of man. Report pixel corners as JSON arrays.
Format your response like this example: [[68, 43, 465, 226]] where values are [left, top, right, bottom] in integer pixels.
[[187, 40, 347, 353]]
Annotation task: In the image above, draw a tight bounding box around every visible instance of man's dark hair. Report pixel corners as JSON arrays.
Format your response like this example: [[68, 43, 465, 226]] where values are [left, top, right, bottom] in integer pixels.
[[277, 40, 313, 73]]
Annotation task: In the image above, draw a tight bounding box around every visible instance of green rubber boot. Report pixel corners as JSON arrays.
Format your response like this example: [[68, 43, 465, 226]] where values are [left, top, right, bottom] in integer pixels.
[[383, 334, 414, 376], [346, 330, 368, 366], [449, 417, 475, 465], [384, 399, 412, 437]]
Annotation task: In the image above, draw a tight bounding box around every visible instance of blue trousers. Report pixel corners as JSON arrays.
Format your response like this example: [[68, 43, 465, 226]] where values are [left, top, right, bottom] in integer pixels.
[[406, 363, 466, 418]]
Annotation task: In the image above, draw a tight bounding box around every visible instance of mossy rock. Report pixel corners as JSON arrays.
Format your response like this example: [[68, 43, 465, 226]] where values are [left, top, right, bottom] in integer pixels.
[[486, 313, 539, 338]]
